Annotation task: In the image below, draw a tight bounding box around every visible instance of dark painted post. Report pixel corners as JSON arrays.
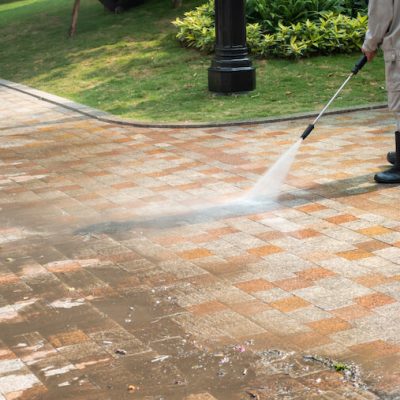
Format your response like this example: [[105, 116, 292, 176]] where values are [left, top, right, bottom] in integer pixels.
[[208, 0, 256, 93]]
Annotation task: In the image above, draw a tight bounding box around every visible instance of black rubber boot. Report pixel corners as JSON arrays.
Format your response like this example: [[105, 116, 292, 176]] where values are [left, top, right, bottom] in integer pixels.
[[375, 131, 400, 183], [387, 151, 396, 165]]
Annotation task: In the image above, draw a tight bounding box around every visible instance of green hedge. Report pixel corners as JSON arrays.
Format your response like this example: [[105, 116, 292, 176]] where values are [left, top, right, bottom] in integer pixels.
[[172, 1, 368, 58], [246, 0, 367, 31]]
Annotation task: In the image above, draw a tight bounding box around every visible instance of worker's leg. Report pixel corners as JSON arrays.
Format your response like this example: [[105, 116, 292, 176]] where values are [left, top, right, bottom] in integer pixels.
[[386, 112, 400, 164], [376, 56, 400, 182], [375, 126, 400, 183]]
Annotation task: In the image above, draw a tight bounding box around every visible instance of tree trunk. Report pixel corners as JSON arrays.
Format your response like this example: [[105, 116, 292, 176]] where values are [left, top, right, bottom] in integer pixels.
[[69, 0, 81, 38]]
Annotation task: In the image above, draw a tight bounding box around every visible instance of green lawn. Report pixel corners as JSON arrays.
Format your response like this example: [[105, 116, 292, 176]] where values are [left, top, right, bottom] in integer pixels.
[[0, 0, 387, 123]]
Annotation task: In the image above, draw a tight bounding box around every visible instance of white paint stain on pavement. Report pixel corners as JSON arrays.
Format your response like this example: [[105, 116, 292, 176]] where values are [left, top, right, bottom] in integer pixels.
[[42, 364, 76, 377], [49, 298, 85, 309]]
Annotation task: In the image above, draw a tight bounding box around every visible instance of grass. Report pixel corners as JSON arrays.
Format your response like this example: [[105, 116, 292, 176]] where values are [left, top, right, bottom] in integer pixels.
[[333, 362, 349, 372], [0, 0, 387, 123]]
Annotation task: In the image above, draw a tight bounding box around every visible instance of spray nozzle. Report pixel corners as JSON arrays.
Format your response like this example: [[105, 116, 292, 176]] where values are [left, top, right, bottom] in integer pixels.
[[301, 124, 315, 140]]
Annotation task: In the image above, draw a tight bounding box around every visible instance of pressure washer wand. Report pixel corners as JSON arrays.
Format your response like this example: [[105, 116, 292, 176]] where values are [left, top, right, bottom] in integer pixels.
[[301, 55, 368, 140]]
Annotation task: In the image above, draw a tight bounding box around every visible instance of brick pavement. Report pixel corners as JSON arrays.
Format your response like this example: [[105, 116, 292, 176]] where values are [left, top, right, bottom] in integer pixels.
[[1, 85, 400, 399]]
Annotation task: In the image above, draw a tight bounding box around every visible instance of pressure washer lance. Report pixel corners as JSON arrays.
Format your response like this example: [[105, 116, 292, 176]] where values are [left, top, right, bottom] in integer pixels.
[[301, 55, 368, 140]]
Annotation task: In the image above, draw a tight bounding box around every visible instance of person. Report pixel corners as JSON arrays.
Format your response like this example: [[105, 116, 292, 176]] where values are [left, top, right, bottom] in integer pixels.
[[362, 0, 400, 183]]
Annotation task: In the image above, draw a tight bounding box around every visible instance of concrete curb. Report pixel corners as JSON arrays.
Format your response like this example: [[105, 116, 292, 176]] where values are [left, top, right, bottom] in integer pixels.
[[0, 78, 388, 129]]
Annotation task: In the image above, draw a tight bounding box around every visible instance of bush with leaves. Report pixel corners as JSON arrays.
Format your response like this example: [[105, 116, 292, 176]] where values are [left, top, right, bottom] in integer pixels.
[[246, 0, 367, 31], [246, 0, 340, 32], [268, 13, 368, 57], [340, 0, 368, 17], [173, 1, 368, 58], [174, 1, 215, 50]]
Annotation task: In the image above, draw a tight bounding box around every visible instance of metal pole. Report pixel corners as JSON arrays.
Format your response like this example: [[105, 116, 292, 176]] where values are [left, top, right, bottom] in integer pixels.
[[208, 0, 256, 93], [312, 73, 353, 126]]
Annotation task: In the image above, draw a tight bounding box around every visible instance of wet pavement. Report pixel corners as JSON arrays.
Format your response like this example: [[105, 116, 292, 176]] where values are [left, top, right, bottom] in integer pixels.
[[1, 84, 400, 399]]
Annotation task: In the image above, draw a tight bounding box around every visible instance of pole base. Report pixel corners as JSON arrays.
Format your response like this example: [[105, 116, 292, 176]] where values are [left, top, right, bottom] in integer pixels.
[[208, 66, 256, 93]]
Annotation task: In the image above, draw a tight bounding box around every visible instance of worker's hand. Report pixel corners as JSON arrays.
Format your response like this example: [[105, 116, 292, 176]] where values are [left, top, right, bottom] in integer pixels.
[[362, 47, 377, 62]]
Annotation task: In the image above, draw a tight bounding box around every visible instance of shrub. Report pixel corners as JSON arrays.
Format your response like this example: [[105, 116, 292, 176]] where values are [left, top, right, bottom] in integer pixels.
[[341, 0, 368, 17], [173, 1, 215, 51], [269, 12, 368, 57], [173, 5, 368, 58], [246, 0, 346, 32], [246, 0, 367, 30]]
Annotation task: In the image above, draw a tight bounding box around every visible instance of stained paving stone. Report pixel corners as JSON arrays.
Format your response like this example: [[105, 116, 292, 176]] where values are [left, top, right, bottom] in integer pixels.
[[1, 86, 400, 398]]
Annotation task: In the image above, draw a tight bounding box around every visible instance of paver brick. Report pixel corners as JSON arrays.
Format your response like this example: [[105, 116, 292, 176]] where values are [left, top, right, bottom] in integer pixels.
[[337, 249, 373, 260], [234, 279, 275, 293], [307, 317, 352, 335], [229, 300, 272, 316], [269, 296, 310, 312], [187, 301, 228, 316], [273, 276, 314, 291], [332, 304, 371, 321], [354, 292, 396, 309], [354, 273, 391, 287], [179, 248, 214, 260], [247, 244, 282, 256], [325, 214, 359, 224], [296, 268, 336, 281], [349, 340, 400, 359]]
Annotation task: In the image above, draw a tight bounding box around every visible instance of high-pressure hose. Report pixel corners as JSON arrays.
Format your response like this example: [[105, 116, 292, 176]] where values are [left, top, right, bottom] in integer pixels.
[[301, 55, 368, 140]]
